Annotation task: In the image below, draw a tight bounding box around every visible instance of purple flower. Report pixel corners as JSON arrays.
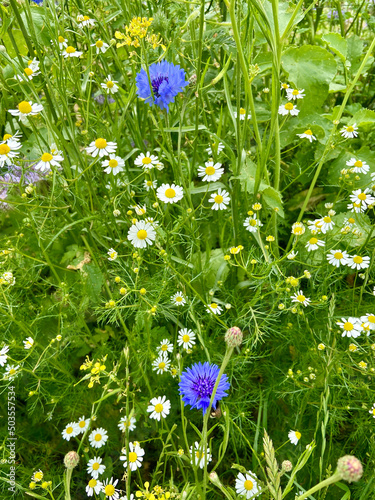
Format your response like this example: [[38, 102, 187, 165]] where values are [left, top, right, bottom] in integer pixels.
[[135, 61, 188, 112], [179, 362, 230, 415]]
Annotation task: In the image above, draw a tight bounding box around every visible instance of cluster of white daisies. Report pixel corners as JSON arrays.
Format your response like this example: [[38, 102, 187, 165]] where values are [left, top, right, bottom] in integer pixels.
[[152, 329, 196, 377]]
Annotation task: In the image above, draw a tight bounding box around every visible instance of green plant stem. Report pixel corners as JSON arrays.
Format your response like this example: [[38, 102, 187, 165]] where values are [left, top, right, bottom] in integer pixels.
[[296, 472, 341, 500], [64, 468, 72, 500]]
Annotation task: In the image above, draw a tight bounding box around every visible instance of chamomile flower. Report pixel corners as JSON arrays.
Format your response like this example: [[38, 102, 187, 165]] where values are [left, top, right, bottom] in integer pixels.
[[107, 248, 118, 261], [0, 345, 9, 366], [296, 129, 316, 142], [23, 337, 34, 349], [127, 221, 156, 248], [305, 237, 325, 252], [147, 395, 171, 421], [131, 205, 146, 216], [0, 139, 22, 167], [197, 161, 224, 182], [8, 101, 44, 122], [369, 404, 375, 418], [361, 314, 375, 330], [86, 478, 103, 496], [291, 222, 305, 236], [88, 428, 108, 449], [152, 353, 170, 374], [278, 102, 299, 116], [317, 216, 335, 233], [349, 189, 375, 210], [280, 82, 289, 90], [157, 183, 184, 204], [118, 415, 136, 432], [35, 147, 64, 172], [15, 63, 41, 81], [32, 470, 43, 482], [208, 188, 230, 210], [340, 124, 358, 139], [190, 441, 212, 469], [62, 46, 83, 58], [327, 249, 349, 267], [102, 478, 120, 500], [243, 214, 263, 232], [346, 158, 370, 174], [86, 138, 117, 158], [120, 442, 145, 471], [291, 291, 311, 307], [77, 14, 95, 27], [143, 179, 157, 191], [101, 76, 119, 94], [235, 471, 261, 499], [102, 154, 125, 175], [178, 328, 196, 350], [57, 36, 68, 50], [286, 88, 305, 100], [346, 255, 370, 270], [206, 302, 223, 315], [347, 201, 364, 213], [171, 291, 186, 306], [91, 40, 109, 54], [287, 250, 298, 260], [134, 151, 159, 170], [234, 108, 251, 120], [77, 415, 90, 433], [288, 430, 301, 445], [337, 318, 361, 338], [157, 339, 174, 354], [206, 142, 225, 156], [62, 422, 80, 441], [87, 457, 106, 479]]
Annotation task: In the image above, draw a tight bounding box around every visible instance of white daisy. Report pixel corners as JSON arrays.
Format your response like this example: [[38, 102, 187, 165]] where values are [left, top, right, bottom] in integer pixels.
[[278, 102, 299, 116], [157, 183, 184, 204], [35, 147, 64, 172], [62, 46, 83, 58], [143, 179, 157, 191], [101, 75, 119, 94], [157, 339, 174, 354], [1, 271, 15, 286], [361, 313, 375, 330], [31, 470, 43, 482], [346, 254, 370, 270], [62, 422, 80, 441], [88, 428, 108, 448], [296, 129, 316, 142], [77, 415, 90, 433], [127, 221, 156, 249], [291, 222, 305, 235], [0, 345, 9, 367], [305, 237, 325, 252], [102, 154, 125, 175], [134, 151, 159, 170], [369, 404, 375, 418], [0, 139, 22, 167], [346, 158, 370, 174], [337, 317, 362, 338], [57, 36, 68, 50], [86, 478, 103, 496], [287, 250, 298, 260], [307, 219, 323, 233], [234, 108, 251, 120], [8, 101, 43, 122], [208, 188, 230, 210], [23, 337, 34, 349], [291, 290, 311, 307], [190, 441, 212, 469], [349, 189, 375, 210], [197, 161, 224, 182], [102, 477, 120, 500], [280, 82, 290, 90], [107, 248, 118, 261], [120, 442, 145, 471], [86, 138, 117, 158], [5, 364, 20, 380], [77, 14, 95, 27], [235, 471, 261, 499], [327, 249, 350, 267], [347, 201, 365, 213], [147, 395, 171, 421], [87, 457, 106, 479], [286, 88, 305, 100], [152, 353, 170, 374], [340, 124, 358, 139], [91, 40, 109, 54], [144, 217, 159, 227], [118, 415, 136, 432], [130, 204, 146, 216], [288, 430, 301, 445], [177, 328, 196, 349], [15, 64, 41, 81], [317, 216, 335, 234], [206, 302, 223, 315], [171, 291, 186, 306], [206, 142, 224, 156], [243, 214, 263, 232]]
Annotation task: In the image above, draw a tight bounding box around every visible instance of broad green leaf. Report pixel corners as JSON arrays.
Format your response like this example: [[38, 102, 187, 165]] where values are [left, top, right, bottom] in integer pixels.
[[20, 9, 51, 46], [263, 0, 305, 40], [352, 108, 375, 131], [322, 33, 347, 61], [263, 186, 285, 218], [189, 182, 226, 194], [2, 29, 28, 57]]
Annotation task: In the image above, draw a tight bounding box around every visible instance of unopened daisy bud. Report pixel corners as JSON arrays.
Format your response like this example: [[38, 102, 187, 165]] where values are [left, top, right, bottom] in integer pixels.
[[278, 303, 285, 310], [281, 460, 293, 472], [208, 471, 222, 487], [113, 209, 120, 217], [225, 303, 232, 309], [64, 451, 80, 469], [29, 482, 36, 489], [318, 343, 325, 350], [224, 326, 243, 347], [114, 276, 121, 283], [337, 455, 363, 483], [120, 287, 126, 295], [139, 287, 146, 295]]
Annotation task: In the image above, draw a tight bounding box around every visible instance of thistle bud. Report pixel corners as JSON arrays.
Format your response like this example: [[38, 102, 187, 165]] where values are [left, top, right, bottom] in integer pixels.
[[337, 455, 363, 483], [64, 451, 79, 469], [225, 326, 243, 347], [281, 460, 293, 472], [208, 471, 222, 487]]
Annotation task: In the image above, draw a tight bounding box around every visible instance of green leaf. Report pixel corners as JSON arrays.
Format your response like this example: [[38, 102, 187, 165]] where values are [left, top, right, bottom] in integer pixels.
[[263, 186, 285, 218], [322, 33, 347, 61], [85, 264, 104, 305], [189, 182, 226, 195], [352, 108, 375, 131], [2, 29, 28, 57]]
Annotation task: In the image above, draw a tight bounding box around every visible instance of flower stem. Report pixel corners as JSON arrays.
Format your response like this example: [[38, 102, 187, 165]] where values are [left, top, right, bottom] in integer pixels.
[[296, 472, 341, 500]]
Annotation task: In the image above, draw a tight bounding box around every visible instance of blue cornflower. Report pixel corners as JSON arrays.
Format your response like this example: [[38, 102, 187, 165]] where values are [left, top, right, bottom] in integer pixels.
[[179, 362, 230, 415], [135, 61, 188, 112]]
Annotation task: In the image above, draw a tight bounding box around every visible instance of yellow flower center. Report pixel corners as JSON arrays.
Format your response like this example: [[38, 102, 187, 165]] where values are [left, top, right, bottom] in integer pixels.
[[285, 102, 294, 110], [323, 216, 331, 223], [104, 485, 115, 496], [354, 160, 363, 167], [58, 36, 65, 43], [358, 193, 367, 201], [41, 153, 53, 162], [0, 144, 11, 155], [348, 218, 355, 224], [353, 256, 363, 264], [214, 195, 223, 204], [129, 451, 137, 463], [83, 15, 90, 21], [373, 408, 375, 415], [94, 433, 102, 441], [239, 107, 246, 114], [146, 180, 152, 186], [244, 480, 254, 490], [66, 426, 73, 434], [165, 188, 176, 198], [96, 40, 104, 47], [106, 81, 114, 88], [250, 219, 257, 226], [334, 252, 343, 260], [344, 322, 353, 331], [309, 237, 318, 244], [296, 295, 305, 303], [304, 129, 312, 135], [34, 472, 43, 480], [66, 46, 76, 54], [210, 303, 218, 309], [295, 431, 301, 440], [182, 334, 190, 343], [92, 462, 100, 470], [158, 362, 166, 370], [142, 157, 152, 164], [205, 166, 215, 175], [18, 101, 32, 114], [282, 83, 288, 89], [368, 315, 375, 323], [161, 344, 168, 351], [155, 403, 163, 413], [24, 67, 33, 76], [108, 159, 118, 168], [89, 479, 97, 488], [195, 451, 203, 459], [137, 229, 147, 240], [95, 138, 107, 149], [346, 126, 354, 132], [79, 420, 86, 428], [176, 296, 183, 302], [3, 134, 12, 141]]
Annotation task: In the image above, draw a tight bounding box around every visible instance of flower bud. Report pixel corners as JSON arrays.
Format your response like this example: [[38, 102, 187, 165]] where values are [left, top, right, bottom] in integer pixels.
[[208, 471, 222, 487], [64, 451, 79, 469], [281, 460, 293, 472], [224, 326, 243, 347], [337, 455, 363, 483]]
